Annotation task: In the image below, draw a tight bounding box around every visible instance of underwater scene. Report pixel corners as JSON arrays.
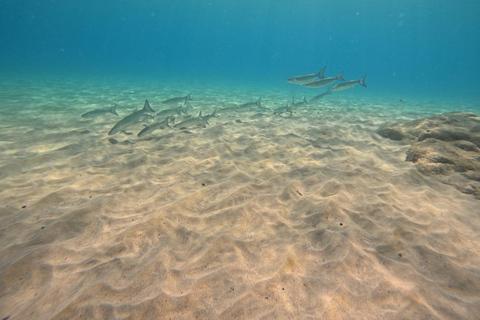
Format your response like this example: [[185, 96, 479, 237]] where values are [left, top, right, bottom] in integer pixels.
[[0, 1, 479, 319]]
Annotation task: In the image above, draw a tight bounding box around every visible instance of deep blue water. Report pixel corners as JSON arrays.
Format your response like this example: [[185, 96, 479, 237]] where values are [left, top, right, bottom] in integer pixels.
[[1, 0, 479, 104]]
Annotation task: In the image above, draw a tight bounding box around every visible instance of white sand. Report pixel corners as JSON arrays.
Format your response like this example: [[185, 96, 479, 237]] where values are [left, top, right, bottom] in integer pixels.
[[0, 78, 479, 319]]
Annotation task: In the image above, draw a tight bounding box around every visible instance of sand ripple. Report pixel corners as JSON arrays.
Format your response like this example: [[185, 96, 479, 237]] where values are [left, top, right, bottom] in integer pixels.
[[1, 82, 479, 319]]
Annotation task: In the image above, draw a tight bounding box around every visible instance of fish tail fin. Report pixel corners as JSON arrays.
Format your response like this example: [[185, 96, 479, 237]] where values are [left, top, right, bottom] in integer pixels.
[[256, 98, 262, 108], [186, 92, 193, 101], [111, 104, 119, 116], [318, 66, 326, 79], [303, 96, 308, 104], [212, 109, 219, 118], [358, 74, 367, 87], [337, 72, 345, 81], [198, 111, 203, 119], [143, 99, 155, 113], [165, 117, 172, 128], [326, 88, 332, 94]]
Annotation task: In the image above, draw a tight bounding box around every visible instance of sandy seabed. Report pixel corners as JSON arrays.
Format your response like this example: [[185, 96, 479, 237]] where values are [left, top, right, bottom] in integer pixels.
[[0, 78, 479, 320]]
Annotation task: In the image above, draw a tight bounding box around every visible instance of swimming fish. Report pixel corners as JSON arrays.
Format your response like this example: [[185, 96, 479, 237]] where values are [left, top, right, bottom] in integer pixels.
[[235, 98, 263, 111], [162, 92, 193, 105], [309, 88, 332, 103], [108, 99, 155, 135], [174, 111, 208, 128], [274, 104, 294, 116], [331, 74, 367, 91], [292, 96, 308, 108], [305, 72, 345, 88], [81, 104, 119, 118], [202, 109, 219, 122], [287, 66, 326, 84], [137, 116, 173, 137], [156, 106, 183, 117]]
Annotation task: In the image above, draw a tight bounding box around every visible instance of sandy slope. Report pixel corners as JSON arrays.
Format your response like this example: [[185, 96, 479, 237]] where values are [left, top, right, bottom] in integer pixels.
[[0, 80, 479, 320]]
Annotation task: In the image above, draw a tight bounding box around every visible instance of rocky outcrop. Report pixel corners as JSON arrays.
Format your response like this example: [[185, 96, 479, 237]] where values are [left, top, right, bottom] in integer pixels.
[[377, 112, 480, 199]]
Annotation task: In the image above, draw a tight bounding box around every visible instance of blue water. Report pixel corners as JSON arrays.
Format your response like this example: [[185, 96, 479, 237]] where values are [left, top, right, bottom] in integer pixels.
[[1, 0, 479, 104]]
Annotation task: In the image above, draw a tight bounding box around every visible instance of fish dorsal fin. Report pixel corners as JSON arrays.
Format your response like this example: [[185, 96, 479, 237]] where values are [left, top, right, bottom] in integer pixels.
[[143, 99, 155, 113], [318, 66, 326, 79]]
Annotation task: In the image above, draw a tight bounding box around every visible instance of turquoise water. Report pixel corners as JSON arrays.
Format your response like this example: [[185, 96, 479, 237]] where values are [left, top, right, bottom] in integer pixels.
[[1, 1, 479, 104]]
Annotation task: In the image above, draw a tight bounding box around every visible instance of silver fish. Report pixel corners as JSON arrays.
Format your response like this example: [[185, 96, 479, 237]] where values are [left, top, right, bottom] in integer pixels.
[[81, 104, 119, 118], [137, 116, 173, 137], [174, 111, 208, 128], [331, 74, 367, 91], [156, 106, 183, 117], [108, 99, 155, 135], [235, 98, 262, 111], [305, 72, 345, 88], [274, 104, 294, 116], [287, 66, 326, 84], [292, 96, 308, 108], [203, 109, 219, 122], [310, 88, 332, 103], [162, 92, 193, 105]]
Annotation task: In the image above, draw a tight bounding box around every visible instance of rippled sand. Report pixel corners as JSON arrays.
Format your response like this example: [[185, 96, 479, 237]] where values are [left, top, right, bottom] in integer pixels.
[[1, 78, 479, 319]]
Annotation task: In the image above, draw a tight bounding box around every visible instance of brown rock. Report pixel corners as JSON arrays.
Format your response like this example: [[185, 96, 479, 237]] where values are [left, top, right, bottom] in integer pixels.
[[378, 112, 480, 199]]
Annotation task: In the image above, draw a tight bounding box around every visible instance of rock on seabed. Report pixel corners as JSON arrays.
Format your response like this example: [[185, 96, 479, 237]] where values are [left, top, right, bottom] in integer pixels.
[[377, 112, 480, 199]]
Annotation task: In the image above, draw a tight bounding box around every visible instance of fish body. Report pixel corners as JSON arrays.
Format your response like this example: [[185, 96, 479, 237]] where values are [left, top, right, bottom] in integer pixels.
[[162, 92, 193, 105], [305, 72, 345, 88], [235, 98, 262, 112], [108, 99, 155, 135], [174, 111, 208, 128], [274, 104, 294, 116], [81, 104, 118, 118], [156, 106, 183, 117], [331, 74, 367, 91], [137, 116, 173, 137], [287, 66, 326, 84], [217, 107, 235, 115], [310, 88, 332, 103]]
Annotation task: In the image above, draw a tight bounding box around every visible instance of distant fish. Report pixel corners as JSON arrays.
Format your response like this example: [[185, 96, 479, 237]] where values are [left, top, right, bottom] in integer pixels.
[[310, 88, 332, 103], [399, 99, 404, 103], [162, 92, 193, 105], [174, 111, 208, 128], [108, 99, 155, 135], [203, 109, 219, 122], [305, 72, 345, 88], [292, 96, 308, 108], [287, 66, 326, 84], [81, 104, 119, 118], [137, 116, 173, 137], [331, 74, 367, 91], [274, 104, 294, 116], [217, 106, 235, 114], [235, 98, 262, 112]]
